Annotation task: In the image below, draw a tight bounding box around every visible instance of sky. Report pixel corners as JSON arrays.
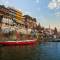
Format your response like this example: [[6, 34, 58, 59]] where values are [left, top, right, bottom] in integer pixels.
[[0, 0, 60, 30]]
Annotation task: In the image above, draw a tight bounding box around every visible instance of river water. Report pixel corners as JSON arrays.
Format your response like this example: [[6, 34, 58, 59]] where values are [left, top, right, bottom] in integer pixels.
[[0, 42, 60, 60]]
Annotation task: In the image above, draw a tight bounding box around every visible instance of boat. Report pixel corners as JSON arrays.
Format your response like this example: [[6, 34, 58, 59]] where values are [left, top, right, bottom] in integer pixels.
[[52, 38, 60, 42], [0, 40, 37, 46]]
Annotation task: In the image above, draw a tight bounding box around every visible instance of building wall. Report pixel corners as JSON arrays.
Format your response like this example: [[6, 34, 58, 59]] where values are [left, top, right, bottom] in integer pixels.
[[23, 15, 37, 29], [0, 5, 37, 31]]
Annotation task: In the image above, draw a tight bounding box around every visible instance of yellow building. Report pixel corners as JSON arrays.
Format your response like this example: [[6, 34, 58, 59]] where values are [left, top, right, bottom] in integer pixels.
[[15, 10, 24, 24]]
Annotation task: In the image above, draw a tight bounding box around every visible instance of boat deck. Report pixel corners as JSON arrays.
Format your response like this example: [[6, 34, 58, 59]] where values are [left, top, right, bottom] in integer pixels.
[[0, 40, 37, 46]]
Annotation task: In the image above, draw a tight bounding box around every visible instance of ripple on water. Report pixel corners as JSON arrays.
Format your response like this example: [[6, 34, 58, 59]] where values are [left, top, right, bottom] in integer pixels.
[[0, 42, 60, 60]]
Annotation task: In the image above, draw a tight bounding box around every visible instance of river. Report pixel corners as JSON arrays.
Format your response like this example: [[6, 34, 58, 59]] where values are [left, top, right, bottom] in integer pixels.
[[0, 42, 60, 60]]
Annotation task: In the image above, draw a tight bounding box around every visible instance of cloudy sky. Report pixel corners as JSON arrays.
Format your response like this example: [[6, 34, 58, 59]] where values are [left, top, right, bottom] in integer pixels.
[[0, 0, 60, 30]]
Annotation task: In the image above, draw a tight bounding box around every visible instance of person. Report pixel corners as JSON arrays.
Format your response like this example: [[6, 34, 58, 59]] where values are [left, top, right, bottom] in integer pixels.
[[16, 30, 20, 40], [31, 30, 36, 39], [2, 27, 10, 40]]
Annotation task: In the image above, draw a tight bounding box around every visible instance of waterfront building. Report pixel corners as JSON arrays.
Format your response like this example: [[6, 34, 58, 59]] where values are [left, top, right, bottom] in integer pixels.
[[0, 5, 25, 31], [23, 15, 37, 29], [0, 5, 38, 40]]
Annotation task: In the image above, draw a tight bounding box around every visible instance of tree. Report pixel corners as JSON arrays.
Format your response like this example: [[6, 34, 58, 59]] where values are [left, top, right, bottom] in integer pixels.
[[54, 27, 57, 35], [36, 23, 41, 30]]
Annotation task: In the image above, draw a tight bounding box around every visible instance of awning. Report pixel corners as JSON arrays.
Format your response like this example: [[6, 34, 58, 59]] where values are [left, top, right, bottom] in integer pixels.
[[16, 20, 24, 24]]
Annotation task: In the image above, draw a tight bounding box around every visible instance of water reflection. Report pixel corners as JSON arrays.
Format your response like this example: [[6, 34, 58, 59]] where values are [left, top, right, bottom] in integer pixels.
[[39, 42, 60, 60], [0, 42, 60, 60], [0, 45, 39, 60]]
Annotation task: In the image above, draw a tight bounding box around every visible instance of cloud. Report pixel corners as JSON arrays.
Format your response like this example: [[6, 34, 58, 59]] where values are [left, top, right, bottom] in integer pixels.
[[54, 12, 60, 16], [0, 0, 5, 4], [58, 0, 60, 2], [0, 0, 9, 7], [4, 0, 9, 7], [48, 0, 60, 9], [23, 11, 32, 15], [48, 2, 57, 9], [36, 0, 40, 3]]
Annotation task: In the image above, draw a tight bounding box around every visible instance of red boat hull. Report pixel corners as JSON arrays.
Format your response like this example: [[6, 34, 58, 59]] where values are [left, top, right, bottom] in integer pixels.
[[0, 40, 37, 46]]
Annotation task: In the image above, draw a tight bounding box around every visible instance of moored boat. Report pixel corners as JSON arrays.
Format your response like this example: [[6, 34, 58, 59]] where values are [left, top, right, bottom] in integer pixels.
[[0, 39, 37, 46]]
